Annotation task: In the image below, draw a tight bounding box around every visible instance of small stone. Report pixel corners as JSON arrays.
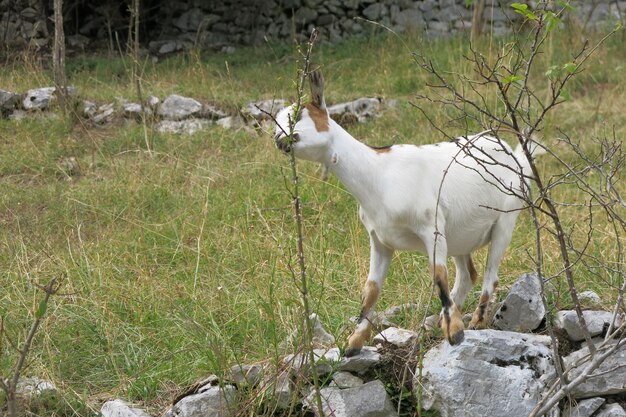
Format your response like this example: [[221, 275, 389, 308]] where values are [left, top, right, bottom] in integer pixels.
[[242, 99, 286, 121], [492, 272, 545, 332], [101, 399, 151, 417], [264, 371, 292, 409], [310, 313, 336, 346], [159, 94, 203, 120], [578, 290, 602, 306], [554, 310, 620, 341], [156, 119, 212, 135], [9, 110, 26, 121], [564, 339, 626, 398], [16, 377, 56, 396], [337, 346, 380, 374], [363, 3, 385, 20], [374, 327, 418, 348], [146, 95, 160, 109], [22, 87, 56, 111], [0, 89, 20, 115], [305, 380, 397, 417], [328, 97, 384, 122], [200, 103, 228, 120], [423, 314, 439, 332], [562, 397, 606, 417], [596, 403, 626, 417], [283, 347, 341, 376], [216, 116, 244, 130], [82, 100, 97, 118], [226, 364, 263, 387], [330, 371, 364, 389], [294, 7, 318, 24], [158, 41, 178, 55], [165, 385, 237, 417], [92, 103, 115, 124], [395, 9, 426, 29], [122, 102, 151, 119]]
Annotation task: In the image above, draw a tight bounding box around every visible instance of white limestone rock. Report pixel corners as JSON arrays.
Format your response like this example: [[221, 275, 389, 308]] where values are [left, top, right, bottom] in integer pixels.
[[284, 346, 380, 376], [417, 330, 557, 417], [563, 339, 626, 398], [562, 397, 606, 417], [156, 119, 212, 135], [578, 290, 602, 306], [492, 272, 545, 332], [373, 327, 418, 348], [242, 99, 286, 121], [23, 87, 56, 110], [101, 399, 151, 417], [226, 363, 263, 387], [304, 379, 398, 417], [158, 94, 203, 120], [330, 371, 364, 389], [554, 310, 620, 341], [163, 385, 236, 417], [596, 403, 626, 417]]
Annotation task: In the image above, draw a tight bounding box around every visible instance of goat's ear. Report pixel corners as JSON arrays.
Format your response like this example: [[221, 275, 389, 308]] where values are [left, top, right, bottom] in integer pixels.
[[309, 69, 326, 109]]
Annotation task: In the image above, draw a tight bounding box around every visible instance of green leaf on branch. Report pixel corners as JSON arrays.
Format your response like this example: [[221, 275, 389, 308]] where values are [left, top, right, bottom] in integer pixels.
[[545, 65, 560, 78], [502, 74, 525, 84], [511, 3, 538, 20], [35, 299, 48, 319], [559, 89, 571, 101], [563, 62, 577, 74], [544, 11, 561, 32]]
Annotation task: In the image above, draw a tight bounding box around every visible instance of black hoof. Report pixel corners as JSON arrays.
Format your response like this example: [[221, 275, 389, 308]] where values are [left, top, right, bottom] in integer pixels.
[[448, 329, 465, 345], [344, 347, 362, 357]]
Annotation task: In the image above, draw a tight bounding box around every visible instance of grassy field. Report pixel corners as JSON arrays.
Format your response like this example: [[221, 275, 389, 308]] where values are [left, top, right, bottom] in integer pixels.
[[1, 25, 625, 416]]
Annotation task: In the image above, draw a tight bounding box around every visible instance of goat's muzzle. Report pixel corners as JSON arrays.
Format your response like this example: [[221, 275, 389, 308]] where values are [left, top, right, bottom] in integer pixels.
[[275, 133, 299, 154]]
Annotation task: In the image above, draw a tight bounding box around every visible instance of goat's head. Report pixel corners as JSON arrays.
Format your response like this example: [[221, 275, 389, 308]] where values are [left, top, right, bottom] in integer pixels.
[[273, 70, 332, 163]]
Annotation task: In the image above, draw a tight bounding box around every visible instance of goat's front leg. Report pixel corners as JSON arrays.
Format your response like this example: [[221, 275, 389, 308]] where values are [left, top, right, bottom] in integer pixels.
[[345, 234, 393, 357]]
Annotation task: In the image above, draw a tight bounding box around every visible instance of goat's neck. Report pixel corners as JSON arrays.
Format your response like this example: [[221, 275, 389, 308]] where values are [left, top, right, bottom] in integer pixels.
[[326, 121, 382, 208]]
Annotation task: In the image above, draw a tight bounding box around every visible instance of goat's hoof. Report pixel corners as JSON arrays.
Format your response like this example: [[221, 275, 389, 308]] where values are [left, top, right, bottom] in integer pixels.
[[448, 329, 465, 345], [468, 314, 488, 330], [344, 347, 362, 358], [468, 322, 486, 330]]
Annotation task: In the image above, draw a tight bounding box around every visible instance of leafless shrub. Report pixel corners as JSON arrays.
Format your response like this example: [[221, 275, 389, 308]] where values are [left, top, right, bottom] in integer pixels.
[[410, 2, 625, 415]]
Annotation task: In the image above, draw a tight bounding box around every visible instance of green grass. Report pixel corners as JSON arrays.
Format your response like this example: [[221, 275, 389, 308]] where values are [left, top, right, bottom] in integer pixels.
[[1, 27, 625, 415]]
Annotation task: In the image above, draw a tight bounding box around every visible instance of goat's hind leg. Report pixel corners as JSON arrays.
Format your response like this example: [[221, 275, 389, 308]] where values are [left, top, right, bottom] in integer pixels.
[[421, 231, 465, 345], [345, 234, 393, 357], [469, 215, 516, 329]]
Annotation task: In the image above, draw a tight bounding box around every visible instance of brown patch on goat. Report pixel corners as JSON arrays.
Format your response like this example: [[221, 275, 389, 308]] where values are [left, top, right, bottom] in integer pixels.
[[305, 103, 329, 132], [362, 280, 380, 314], [469, 291, 491, 329], [346, 325, 372, 357]]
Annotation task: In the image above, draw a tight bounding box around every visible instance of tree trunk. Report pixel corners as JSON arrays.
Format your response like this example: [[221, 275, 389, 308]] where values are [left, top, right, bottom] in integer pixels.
[[53, 0, 67, 112], [471, 0, 486, 42]]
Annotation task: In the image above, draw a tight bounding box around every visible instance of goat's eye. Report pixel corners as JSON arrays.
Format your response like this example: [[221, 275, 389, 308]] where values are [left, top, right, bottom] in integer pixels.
[[293, 133, 300, 142]]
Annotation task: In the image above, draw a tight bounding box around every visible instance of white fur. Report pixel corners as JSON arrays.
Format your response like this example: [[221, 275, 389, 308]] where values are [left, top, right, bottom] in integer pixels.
[[274, 77, 541, 349]]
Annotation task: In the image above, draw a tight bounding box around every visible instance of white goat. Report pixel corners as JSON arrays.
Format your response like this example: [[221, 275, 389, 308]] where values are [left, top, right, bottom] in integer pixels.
[[273, 70, 542, 357]]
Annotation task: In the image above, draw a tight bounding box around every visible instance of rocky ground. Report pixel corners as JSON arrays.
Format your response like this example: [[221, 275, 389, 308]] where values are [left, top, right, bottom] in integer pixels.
[[13, 272, 625, 417]]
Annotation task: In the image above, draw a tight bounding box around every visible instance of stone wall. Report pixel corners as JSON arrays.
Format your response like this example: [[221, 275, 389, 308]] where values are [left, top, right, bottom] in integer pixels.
[[1, 0, 625, 54]]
